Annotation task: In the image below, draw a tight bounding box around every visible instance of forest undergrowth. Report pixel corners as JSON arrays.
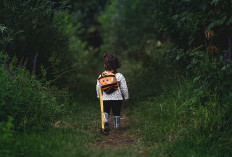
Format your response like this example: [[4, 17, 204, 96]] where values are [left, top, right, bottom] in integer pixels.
[[1, 48, 232, 157], [1, 0, 232, 156], [1, 50, 231, 157]]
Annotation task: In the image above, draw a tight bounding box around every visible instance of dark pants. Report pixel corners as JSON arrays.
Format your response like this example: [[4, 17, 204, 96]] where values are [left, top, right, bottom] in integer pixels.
[[103, 100, 122, 116]]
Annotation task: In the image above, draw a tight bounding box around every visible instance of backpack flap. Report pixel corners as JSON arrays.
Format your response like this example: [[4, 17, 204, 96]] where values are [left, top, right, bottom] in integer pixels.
[[98, 71, 119, 94]]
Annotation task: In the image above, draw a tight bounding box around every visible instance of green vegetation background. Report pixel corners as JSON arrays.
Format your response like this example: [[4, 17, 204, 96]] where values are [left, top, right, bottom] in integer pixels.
[[0, 0, 232, 156]]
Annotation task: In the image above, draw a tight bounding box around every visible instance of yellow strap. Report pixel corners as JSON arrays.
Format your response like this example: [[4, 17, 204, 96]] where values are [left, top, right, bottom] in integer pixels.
[[99, 86, 104, 131]]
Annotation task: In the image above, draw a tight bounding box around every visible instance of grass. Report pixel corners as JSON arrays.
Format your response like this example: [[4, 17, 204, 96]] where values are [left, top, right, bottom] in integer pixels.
[[4, 52, 232, 157], [127, 58, 231, 156], [11, 100, 97, 157], [11, 99, 145, 157], [4, 57, 148, 157]]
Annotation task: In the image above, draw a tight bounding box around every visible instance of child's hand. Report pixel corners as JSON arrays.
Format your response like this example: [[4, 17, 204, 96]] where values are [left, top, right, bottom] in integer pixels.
[[124, 99, 129, 105]]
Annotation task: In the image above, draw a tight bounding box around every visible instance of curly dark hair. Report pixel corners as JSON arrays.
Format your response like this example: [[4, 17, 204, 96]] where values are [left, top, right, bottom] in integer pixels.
[[103, 53, 121, 70]]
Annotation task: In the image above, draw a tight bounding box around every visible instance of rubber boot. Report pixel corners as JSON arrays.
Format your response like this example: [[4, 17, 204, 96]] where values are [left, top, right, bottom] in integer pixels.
[[114, 116, 120, 129], [103, 112, 110, 132], [100, 112, 109, 135]]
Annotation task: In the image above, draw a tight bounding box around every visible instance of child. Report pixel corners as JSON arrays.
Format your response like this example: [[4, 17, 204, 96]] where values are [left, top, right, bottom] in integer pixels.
[[96, 53, 129, 134]]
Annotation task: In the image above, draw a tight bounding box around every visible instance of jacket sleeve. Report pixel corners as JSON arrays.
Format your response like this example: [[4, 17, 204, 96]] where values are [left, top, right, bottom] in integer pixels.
[[119, 74, 129, 100], [96, 79, 100, 99]]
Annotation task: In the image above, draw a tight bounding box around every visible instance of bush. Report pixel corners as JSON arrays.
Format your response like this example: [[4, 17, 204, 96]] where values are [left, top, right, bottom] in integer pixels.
[[0, 52, 69, 130], [129, 44, 232, 155], [0, 117, 15, 157]]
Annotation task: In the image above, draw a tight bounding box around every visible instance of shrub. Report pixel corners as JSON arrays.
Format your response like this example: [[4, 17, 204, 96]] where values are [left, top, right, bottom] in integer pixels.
[[164, 48, 232, 153], [0, 116, 14, 157], [0, 52, 69, 130]]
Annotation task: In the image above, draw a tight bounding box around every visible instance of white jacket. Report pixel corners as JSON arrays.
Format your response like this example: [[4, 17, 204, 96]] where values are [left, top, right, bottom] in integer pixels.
[[96, 73, 129, 100]]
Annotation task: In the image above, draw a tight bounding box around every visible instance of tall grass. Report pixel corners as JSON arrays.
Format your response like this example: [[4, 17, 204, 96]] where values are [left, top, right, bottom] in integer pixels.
[[2, 46, 232, 156], [0, 52, 69, 130], [127, 47, 232, 156], [0, 52, 71, 156]]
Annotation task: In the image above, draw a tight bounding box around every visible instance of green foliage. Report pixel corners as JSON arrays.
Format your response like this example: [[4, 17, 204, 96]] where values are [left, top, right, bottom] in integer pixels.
[[10, 100, 98, 157], [126, 45, 232, 155], [0, 0, 70, 66], [167, 48, 232, 96], [0, 0, 97, 91], [1, 0, 232, 155], [69, 0, 107, 48], [130, 65, 232, 156], [0, 0, 105, 91], [154, 0, 231, 48], [100, 0, 231, 55], [166, 49, 232, 153], [99, 0, 157, 55], [0, 24, 15, 49], [0, 117, 15, 157], [0, 52, 69, 130]]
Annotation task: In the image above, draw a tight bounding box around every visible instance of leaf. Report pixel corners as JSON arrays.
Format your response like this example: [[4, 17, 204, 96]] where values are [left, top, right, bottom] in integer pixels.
[[208, 16, 226, 29], [211, 0, 220, 5], [0, 25, 6, 33], [193, 75, 201, 83], [172, 15, 179, 20], [221, 66, 226, 71], [176, 55, 180, 60]]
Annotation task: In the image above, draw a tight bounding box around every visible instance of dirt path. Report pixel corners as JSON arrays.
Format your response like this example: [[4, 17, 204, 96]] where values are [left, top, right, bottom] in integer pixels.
[[94, 112, 135, 148]]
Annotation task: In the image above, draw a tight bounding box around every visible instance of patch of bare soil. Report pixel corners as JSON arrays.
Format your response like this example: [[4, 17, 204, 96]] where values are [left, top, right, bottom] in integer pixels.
[[94, 114, 135, 148]]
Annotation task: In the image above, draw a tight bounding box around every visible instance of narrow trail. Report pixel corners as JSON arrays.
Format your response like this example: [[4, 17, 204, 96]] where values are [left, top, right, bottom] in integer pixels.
[[93, 108, 135, 149]]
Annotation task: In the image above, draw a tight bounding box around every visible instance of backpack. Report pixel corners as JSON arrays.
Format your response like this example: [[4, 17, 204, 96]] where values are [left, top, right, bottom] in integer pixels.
[[98, 71, 119, 94]]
